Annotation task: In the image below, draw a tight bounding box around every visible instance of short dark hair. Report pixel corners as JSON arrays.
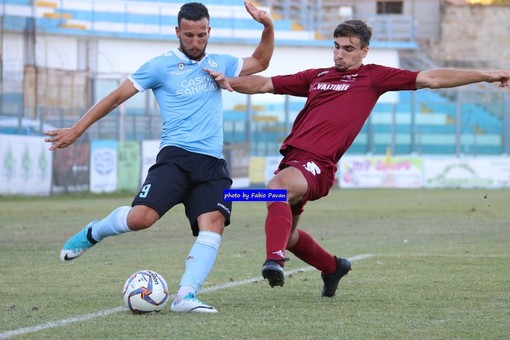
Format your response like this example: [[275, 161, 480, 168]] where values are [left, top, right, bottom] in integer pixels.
[[333, 20, 373, 48], [178, 2, 210, 25]]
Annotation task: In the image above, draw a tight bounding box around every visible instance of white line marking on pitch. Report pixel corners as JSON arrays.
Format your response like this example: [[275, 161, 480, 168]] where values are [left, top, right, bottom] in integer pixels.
[[0, 254, 373, 339]]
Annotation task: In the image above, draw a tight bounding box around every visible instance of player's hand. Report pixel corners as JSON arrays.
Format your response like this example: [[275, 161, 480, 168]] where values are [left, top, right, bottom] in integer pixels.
[[488, 70, 510, 88], [244, 0, 273, 28], [44, 127, 80, 150], [204, 68, 234, 92], [499, 75, 509, 88]]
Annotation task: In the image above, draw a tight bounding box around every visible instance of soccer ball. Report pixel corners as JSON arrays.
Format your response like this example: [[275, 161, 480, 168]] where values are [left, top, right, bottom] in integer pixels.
[[122, 270, 170, 314]]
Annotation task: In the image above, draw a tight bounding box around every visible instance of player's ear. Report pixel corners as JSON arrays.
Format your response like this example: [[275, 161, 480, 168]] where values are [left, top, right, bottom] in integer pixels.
[[361, 46, 369, 58]]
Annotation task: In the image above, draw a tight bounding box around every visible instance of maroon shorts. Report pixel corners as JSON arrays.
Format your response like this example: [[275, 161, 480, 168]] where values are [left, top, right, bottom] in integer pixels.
[[276, 148, 337, 215]]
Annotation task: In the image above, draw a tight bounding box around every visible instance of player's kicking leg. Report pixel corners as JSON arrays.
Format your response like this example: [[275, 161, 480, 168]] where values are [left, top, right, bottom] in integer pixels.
[[60, 206, 132, 261]]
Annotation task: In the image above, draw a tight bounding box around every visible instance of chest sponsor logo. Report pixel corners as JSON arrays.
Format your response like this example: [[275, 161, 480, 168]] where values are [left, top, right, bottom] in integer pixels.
[[177, 75, 217, 97], [311, 82, 351, 91]]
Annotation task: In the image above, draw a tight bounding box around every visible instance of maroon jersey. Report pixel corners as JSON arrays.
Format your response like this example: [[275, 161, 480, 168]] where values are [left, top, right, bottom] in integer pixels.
[[271, 64, 419, 165]]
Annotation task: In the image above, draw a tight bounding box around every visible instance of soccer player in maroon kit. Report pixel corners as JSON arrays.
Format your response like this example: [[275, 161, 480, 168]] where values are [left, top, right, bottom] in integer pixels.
[[207, 20, 510, 296]]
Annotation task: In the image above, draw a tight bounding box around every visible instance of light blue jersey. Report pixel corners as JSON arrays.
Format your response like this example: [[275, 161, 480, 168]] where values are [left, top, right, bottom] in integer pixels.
[[129, 49, 243, 159]]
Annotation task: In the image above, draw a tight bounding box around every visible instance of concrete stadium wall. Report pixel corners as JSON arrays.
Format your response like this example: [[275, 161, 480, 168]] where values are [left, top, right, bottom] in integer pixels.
[[428, 4, 510, 69]]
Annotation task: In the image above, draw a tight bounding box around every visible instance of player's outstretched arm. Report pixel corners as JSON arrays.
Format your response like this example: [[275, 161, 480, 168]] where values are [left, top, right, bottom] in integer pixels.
[[239, 0, 274, 76], [229, 75, 274, 94], [416, 68, 510, 89], [44, 79, 138, 150], [206, 68, 274, 94]]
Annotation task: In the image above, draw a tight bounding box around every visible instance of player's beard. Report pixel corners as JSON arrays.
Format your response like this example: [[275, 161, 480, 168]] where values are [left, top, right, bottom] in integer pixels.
[[334, 60, 349, 72], [179, 40, 207, 61], [335, 60, 363, 72]]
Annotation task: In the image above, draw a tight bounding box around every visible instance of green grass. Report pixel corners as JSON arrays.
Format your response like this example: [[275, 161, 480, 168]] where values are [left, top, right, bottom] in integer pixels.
[[1, 189, 510, 339]]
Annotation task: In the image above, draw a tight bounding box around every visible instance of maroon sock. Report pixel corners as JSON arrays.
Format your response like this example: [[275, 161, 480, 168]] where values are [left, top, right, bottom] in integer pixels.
[[265, 202, 292, 265], [287, 229, 336, 274]]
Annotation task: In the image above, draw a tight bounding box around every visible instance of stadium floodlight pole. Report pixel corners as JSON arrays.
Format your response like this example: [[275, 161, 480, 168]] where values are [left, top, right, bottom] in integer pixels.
[[246, 94, 252, 146], [455, 88, 461, 157], [391, 101, 396, 154], [284, 95, 290, 136], [410, 91, 416, 154], [504, 91, 510, 155], [367, 113, 374, 154], [118, 101, 126, 142]]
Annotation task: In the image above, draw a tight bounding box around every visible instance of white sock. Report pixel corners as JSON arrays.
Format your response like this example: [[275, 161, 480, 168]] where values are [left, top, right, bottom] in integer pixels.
[[90, 206, 131, 242], [174, 231, 222, 302]]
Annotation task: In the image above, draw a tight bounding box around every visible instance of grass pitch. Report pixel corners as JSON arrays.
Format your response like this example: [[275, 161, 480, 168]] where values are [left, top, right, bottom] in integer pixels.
[[1, 189, 509, 339]]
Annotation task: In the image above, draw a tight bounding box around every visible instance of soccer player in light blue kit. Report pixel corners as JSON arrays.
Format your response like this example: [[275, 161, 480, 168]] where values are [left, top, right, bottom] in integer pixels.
[[44, 1, 274, 313]]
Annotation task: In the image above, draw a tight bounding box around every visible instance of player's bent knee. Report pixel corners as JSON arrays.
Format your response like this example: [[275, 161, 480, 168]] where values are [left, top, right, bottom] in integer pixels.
[[127, 205, 160, 230], [197, 211, 226, 235]]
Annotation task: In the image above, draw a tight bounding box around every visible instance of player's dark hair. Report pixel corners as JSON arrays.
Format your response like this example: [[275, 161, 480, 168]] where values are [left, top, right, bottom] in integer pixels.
[[334, 20, 373, 48], [178, 2, 210, 25]]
